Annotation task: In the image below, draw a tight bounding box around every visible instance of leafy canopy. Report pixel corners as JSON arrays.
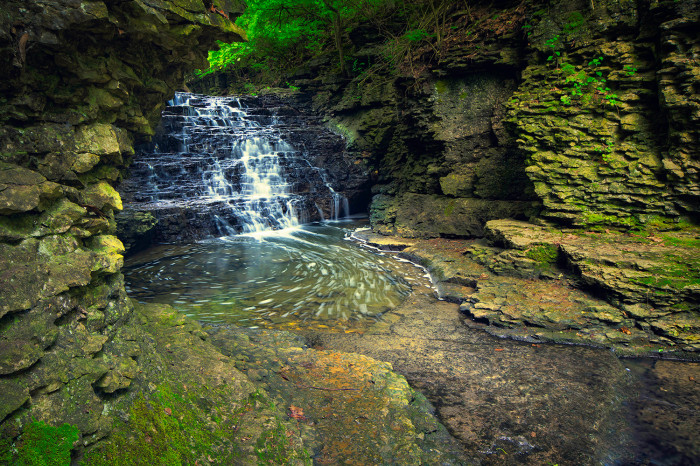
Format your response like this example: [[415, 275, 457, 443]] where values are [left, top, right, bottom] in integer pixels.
[[197, 0, 402, 79], [196, 0, 472, 88]]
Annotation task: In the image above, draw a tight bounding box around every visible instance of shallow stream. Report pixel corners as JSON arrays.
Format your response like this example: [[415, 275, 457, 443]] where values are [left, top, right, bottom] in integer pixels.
[[125, 219, 425, 333]]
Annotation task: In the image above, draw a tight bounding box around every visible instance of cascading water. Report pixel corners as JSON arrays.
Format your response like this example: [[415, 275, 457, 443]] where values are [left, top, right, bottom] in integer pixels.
[[121, 92, 349, 240], [121, 92, 415, 331]]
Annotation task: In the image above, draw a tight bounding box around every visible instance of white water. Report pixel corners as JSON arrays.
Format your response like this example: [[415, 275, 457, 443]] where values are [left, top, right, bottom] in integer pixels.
[[131, 92, 353, 236]]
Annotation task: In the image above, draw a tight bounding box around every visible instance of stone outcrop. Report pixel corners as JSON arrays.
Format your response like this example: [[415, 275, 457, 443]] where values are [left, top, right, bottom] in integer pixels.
[[207, 326, 465, 465], [506, 0, 700, 226], [353, 226, 699, 356], [0, 0, 249, 457]]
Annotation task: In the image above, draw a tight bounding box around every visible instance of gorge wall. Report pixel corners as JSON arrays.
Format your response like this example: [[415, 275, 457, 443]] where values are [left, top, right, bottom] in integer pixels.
[[0, 0, 254, 459], [194, 0, 699, 353], [197, 0, 700, 234], [311, 0, 699, 233], [0, 0, 699, 461]]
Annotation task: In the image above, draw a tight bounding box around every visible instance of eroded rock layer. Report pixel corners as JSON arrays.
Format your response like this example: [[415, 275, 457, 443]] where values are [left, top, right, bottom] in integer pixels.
[[0, 0, 251, 457]]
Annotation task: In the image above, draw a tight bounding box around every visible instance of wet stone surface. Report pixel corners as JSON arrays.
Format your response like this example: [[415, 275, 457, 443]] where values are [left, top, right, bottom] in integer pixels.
[[354, 226, 700, 358], [207, 326, 466, 465], [310, 281, 638, 465], [124, 226, 699, 464]]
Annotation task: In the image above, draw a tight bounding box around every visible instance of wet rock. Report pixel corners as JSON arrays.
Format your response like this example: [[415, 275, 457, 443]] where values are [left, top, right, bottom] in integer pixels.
[[79, 181, 123, 212], [0, 378, 30, 421], [363, 226, 698, 357], [85, 235, 125, 274], [481, 219, 699, 352], [207, 326, 465, 465], [115, 209, 158, 254], [312, 281, 637, 465], [0, 163, 64, 215], [0, 236, 95, 318], [626, 359, 700, 464], [370, 193, 538, 238], [0, 0, 249, 460], [0, 304, 59, 375]]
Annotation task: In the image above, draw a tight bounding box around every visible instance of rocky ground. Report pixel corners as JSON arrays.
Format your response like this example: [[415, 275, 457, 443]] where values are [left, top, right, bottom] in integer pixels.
[[302, 237, 700, 464], [1, 301, 465, 464], [206, 326, 465, 465], [353, 220, 700, 358]]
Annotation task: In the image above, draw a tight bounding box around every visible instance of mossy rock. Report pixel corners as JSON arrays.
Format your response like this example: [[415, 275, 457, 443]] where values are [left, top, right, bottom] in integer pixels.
[[0, 421, 79, 466]]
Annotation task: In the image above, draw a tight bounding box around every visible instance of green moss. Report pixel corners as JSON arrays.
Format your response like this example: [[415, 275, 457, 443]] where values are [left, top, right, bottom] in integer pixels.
[[83, 385, 245, 465], [444, 199, 455, 216], [0, 421, 79, 466], [525, 244, 559, 264], [563, 11, 585, 34], [631, 262, 700, 291], [434, 80, 449, 95], [255, 421, 311, 465], [580, 210, 641, 229], [83, 385, 310, 466], [660, 234, 700, 249]]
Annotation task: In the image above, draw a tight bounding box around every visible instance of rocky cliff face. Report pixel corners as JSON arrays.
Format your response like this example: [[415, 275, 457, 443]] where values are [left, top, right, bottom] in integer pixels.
[[194, 0, 698, 352], [0, 0, 247, 457], [248, 0, 698, 234], [507, 0, 700, 227]]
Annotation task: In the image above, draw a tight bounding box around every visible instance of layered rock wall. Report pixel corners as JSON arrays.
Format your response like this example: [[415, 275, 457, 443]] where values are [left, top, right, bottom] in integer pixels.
[[223, 0, 698, 235], [0, 0, 246, 455], [507, 0, 700, 226]]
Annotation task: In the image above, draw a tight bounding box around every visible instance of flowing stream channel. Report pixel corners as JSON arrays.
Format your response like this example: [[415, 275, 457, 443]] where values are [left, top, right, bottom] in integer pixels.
[[122, 93, 699, 465], [124, 220, 424, 333]]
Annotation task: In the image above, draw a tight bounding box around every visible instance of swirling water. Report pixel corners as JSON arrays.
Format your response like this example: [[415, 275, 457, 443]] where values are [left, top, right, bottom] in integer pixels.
[[124, 220, 425, 332]]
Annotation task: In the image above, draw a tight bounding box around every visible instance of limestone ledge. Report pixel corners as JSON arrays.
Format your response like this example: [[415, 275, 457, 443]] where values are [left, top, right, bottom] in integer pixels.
[[358, 222, 699, 357], [370, 192, 539, 239]]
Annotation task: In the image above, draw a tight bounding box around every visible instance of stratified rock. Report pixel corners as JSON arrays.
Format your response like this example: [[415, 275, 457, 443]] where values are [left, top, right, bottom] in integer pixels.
[[0, 0, 248, 459], [115, 209, 158, 254], [473, 219, 700, 353], [370, 193, 538, 238]]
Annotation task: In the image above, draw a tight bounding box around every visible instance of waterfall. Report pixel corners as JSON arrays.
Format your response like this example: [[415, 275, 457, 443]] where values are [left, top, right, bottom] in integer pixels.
[[124, 92, 349, 239]]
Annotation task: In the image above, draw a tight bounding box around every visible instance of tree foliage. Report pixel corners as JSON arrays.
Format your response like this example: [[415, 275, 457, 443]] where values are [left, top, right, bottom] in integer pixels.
[[196, 0, 471, 86]]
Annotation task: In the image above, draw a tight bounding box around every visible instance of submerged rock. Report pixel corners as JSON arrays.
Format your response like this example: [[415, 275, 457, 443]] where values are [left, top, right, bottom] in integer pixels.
[[310, 272, 639, 465], [207, 325, 466, 465]]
